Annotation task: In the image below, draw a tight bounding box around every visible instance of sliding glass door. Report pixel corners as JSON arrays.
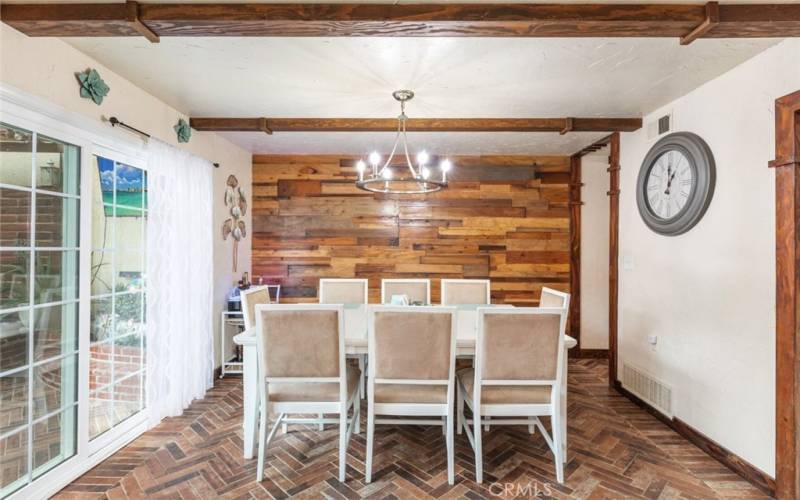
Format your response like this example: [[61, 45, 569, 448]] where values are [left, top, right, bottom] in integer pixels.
[[0, 112, 148, 498], [0, 123, 80, 496]]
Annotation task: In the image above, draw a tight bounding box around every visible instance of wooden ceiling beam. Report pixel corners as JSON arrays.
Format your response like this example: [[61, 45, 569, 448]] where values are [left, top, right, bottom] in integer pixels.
[[573, 133, 614, 157], [189, 117, 642, 133], [3, 3, 799, 39], [126, 1, 159, 43], [681, 1, 719, 45]]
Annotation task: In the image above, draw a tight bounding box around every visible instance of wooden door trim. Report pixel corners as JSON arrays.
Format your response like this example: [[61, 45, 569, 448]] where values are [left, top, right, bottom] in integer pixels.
[[607, 132, 620, 387], [772, 89, 800, 500], [568, 154, 582, 354]]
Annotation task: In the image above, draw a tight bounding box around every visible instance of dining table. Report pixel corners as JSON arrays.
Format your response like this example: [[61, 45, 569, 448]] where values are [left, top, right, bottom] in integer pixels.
[[233, 304, 577, 461]]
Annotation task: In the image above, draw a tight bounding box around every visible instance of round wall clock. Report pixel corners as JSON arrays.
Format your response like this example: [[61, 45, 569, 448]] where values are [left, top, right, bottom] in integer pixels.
[[636, 132, 715, 236]]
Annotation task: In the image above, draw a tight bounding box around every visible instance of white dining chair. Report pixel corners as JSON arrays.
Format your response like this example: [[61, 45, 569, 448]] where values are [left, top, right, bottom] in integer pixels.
[[319, 278, 368, 304], [380, 278, 430, 305], [254, 304, 360, 483], [319, 279, 369, 404], [540, 286, 570, 311], [366, 306, 458, 485], [457, 307, 567, 484], [241, 285, 276, 330], [441, 279, 491, 305]]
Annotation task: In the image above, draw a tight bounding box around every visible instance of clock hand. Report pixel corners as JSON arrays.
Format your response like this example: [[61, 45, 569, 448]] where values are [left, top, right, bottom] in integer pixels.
[[665, 164, 674, 195]]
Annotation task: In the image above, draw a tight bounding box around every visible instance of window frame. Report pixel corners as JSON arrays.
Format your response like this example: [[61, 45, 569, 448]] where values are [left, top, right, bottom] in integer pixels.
[[86, 146, 148, 453]]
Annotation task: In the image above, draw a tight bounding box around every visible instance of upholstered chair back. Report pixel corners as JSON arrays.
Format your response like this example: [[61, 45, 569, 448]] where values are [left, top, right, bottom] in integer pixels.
[[441, 280, 490, 305], [319, 279, 368, 304], [241, 286, 272, 329], [371, 308, 455, 381], [539, 287, 569, 309], [382, 279, 430, 304], [258, 305, 341, 379], [479, 310, 563, 382]]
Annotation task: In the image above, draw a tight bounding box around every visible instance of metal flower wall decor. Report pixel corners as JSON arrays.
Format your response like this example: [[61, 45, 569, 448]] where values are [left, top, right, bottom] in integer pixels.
[[222, 175, 248, 272], [75, 68, 110, 105], [174, 118, 192, 143]]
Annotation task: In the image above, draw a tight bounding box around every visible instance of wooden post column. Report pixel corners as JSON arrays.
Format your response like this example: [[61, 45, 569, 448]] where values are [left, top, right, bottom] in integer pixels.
[[608, 132, 620, 387], [771, 90, 800, 500], [568, 155, 582, 353]]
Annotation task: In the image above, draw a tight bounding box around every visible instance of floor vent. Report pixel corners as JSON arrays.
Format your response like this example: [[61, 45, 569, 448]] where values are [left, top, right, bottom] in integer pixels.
[[622, 363, 673, 417]]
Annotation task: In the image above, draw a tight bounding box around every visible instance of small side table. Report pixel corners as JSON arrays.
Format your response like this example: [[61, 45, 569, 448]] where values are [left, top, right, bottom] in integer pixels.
[[220, 310, 245, 378]]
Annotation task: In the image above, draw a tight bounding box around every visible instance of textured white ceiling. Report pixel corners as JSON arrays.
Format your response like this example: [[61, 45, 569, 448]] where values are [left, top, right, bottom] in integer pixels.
[[64, 35, 780, 154]]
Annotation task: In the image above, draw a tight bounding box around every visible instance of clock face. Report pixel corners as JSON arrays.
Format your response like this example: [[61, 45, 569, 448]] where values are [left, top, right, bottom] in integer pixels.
[[636, 132, 715, 236], [645, 150, 695, 220]]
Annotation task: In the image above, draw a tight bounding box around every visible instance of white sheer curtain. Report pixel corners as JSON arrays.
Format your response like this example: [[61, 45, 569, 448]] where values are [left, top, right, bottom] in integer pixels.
[[146, 138, 214, 426]]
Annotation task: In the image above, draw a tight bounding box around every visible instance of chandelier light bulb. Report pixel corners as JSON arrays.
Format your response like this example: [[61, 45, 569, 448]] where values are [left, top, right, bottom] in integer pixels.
[[369, 151, 381, 166], [417, 150, 429, 165], [382, 167, 393, 180], [421, 166, 430, 180], [440, 159, 452, 172]]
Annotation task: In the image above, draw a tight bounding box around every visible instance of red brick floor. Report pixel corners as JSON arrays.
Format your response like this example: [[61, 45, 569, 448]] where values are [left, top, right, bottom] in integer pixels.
[[54, 359, 770, 499]]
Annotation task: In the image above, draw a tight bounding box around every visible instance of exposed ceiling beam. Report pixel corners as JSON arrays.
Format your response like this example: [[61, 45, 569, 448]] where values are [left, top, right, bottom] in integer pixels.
[[189, 117, 642, 134], [125, 1, 159, 43], [2, 2, 799, 40], [680, 1, 720, 45], [573, 134, 614, 157]]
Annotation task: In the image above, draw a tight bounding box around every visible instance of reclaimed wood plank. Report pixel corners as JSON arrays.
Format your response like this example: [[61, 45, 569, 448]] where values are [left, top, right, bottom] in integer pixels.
[[251, 154, 572, 305]]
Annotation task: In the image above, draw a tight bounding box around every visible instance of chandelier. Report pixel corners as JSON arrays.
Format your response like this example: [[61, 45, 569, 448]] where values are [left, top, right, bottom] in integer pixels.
[[355, 90, 452, 194]]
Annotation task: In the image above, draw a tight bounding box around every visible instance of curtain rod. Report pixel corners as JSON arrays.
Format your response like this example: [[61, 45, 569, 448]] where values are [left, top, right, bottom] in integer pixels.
[[108, 116, 149, 138], [107, 116, 220, 168]]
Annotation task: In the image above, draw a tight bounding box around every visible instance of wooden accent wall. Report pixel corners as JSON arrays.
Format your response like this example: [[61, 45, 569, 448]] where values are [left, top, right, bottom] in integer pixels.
[[252, 155, 571, 305]]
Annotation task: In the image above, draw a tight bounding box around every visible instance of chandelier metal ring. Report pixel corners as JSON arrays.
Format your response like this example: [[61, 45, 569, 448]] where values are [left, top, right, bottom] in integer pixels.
[[355, 90, 452, 195]]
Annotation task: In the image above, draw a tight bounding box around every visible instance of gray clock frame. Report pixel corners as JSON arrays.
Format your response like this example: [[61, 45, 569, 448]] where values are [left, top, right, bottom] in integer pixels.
[[636, 131, 716, 236]]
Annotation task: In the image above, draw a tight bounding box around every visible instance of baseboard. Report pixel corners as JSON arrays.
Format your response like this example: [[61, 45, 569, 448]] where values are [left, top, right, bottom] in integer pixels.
[[613, 381, 775, 496], [671, 418, 776, 497], [569, 348, 609, 359], [579, 348, 609, 359]]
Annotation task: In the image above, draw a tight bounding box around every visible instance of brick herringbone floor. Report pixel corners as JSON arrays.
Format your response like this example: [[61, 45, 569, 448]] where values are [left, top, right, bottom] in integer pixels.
[[54, 359, 769, 499]]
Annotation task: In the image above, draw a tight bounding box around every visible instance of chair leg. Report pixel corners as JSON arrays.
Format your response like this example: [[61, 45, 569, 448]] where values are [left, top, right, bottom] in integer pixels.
[[256, 400, 268, 482], [282, 421, 288, 434], [528, 417, 536, 435], [446, 412, 454, 485], [319, 413, 324, 431], [365, 407, 375, 483], [338, 411, 347, 482], [474, 414, 483, 484], [358, 355, 365, 400], [552, 411, 564, 484], [441, 416, 446, 435], [484, 416, 490, 432], [354, 391, 361, 434], [456, 384, 464, 435]]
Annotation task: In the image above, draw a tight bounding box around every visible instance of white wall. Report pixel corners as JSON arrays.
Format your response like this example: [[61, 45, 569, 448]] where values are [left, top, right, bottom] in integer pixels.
[[0, 24, 252, 369], [580, 151, 610, 350], [618, 38, 800, 476]]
